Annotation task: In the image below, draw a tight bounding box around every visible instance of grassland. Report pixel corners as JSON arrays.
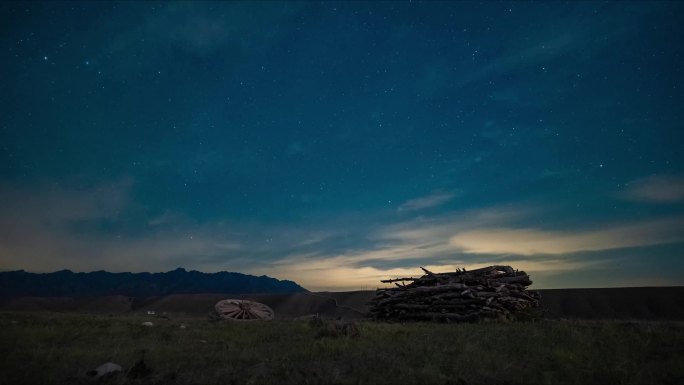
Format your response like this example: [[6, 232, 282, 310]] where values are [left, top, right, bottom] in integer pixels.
[[0, 312, 682, 385]]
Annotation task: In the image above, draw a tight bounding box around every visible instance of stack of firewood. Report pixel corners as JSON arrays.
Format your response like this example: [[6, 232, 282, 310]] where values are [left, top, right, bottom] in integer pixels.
[[369, 265, 541, 322]]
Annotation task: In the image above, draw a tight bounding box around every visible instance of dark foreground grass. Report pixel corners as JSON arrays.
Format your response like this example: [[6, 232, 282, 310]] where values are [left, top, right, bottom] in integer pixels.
[[0, 312, 682, 385]]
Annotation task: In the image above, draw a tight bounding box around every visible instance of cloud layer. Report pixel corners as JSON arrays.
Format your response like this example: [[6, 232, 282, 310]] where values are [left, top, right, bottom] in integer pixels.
[[449, 219, 684, 255], [621, 175, 684, 203], [398, 191, 457, 212], [1, 177, 683, 291]]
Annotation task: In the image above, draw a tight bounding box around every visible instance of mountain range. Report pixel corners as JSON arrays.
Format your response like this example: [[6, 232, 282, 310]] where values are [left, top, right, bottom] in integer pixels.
[[0, 268, 307, 298]]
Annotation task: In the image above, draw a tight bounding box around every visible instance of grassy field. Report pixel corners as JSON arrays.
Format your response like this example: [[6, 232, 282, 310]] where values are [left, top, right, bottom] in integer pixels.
[[0, 312, 682, 385]]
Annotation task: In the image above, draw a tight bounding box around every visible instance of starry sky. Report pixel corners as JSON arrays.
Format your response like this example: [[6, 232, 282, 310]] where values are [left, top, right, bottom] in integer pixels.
[[1, 1, 683, 291]]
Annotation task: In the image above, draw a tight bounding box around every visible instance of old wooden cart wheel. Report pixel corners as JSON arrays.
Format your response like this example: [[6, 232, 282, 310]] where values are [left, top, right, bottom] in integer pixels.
[[214, 299, 274, 321]]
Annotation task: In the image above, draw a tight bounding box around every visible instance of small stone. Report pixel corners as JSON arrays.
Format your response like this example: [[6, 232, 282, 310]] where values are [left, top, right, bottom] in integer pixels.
[[86, 362, 122, 379]]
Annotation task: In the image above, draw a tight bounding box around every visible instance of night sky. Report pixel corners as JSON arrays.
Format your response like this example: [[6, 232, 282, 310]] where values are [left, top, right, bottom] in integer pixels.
[[1, 1, 683, 290]]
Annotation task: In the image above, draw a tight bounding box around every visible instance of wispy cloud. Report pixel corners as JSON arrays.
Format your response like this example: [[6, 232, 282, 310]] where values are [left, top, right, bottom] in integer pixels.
[[398, 191, 457, 212], [464, 33, 578, 86], [449, 218, 684, 255], [383, 205, 532, 241], [456, 3, 649, 92], [99, 2, 304, 76], [621, 175, 684, 203]]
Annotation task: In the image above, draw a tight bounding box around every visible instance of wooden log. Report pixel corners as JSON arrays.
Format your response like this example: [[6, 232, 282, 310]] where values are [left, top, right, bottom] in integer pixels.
[[498, 275, 532, 284], [381, 277, 418, 283], [401, 283, 467, 294], [393, 303, 431, 310], [508, 290, 537, 301], [457, 265, 514, 275]]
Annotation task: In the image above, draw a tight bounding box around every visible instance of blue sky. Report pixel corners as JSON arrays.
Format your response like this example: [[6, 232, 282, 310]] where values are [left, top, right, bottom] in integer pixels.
[[1, 1, 683, 290]]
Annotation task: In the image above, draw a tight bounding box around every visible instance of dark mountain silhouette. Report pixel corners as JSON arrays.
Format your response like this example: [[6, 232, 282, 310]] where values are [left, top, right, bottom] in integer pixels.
[[0, 268, 307, 298]]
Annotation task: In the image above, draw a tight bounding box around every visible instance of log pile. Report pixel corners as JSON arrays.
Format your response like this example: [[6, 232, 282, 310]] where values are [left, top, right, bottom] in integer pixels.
[[369, 265, 541, 322]]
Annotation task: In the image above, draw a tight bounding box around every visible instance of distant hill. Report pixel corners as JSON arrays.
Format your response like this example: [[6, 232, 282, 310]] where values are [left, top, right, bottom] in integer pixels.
[[0, 268, 307, 298]]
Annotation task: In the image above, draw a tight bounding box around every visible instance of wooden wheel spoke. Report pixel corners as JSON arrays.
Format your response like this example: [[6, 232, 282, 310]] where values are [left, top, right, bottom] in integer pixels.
[[223, 309, 241, 317], [214, 299, 274, 321]]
